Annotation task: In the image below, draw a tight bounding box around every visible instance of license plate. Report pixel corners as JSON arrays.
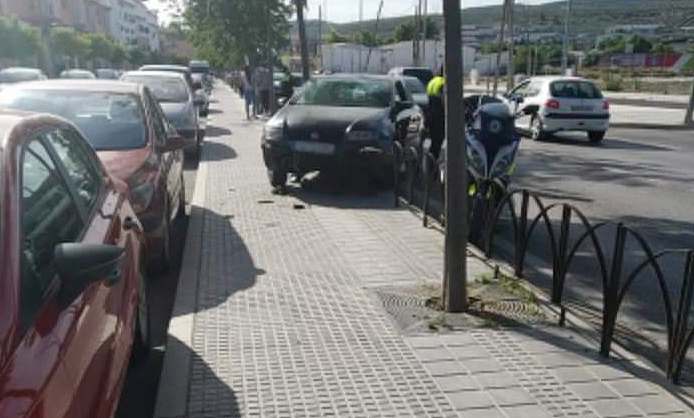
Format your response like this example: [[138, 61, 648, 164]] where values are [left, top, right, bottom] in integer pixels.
[[293, 141, 335, 155], [571, 106, 593, 111]]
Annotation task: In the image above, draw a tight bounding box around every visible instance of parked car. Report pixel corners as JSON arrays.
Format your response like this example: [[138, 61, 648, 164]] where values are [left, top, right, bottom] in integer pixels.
[[387, 67, 435, 89], [60, 69, 96, 79], [401, 75, 429, 113], [0, 80, 187, 273], [0, 109, 152, 418], [501, 76, 610, 143], [193, 72, 212, 95], [261, 74, 424, 190], [96, 68, 120, 79], [0, 67, 46, 91], [140, 65, 208, 116], [122, 70, 205, 157], [189, 60, 213, 89]]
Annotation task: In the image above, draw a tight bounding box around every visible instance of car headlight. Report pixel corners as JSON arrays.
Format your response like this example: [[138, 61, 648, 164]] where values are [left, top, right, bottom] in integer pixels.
[[346, 130, 377, 141], [263, 124, 284, 142], [130, 182, 155, 213]]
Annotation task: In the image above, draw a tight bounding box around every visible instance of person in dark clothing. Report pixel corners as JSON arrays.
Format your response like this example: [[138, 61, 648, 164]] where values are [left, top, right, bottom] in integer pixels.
[[426, 66, 445, 158]]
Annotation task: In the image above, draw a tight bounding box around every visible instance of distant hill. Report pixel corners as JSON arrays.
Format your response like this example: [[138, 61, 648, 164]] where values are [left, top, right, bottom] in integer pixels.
[[292, 0, 694, 40]]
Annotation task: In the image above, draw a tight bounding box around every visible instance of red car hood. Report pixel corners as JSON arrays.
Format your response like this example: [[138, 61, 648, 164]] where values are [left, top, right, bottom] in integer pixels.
[[97, 148, 152, 184]]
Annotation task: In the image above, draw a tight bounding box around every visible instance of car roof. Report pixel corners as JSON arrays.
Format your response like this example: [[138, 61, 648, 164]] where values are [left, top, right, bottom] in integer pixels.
[[0, 79, 142, 94], [314, 73, 394, 82], [528, 76, 593, 83], [140, 65, 189, 72], [0, 109, 74, 150], [123, 70, 186, 80], [0, 67, 42, 73]]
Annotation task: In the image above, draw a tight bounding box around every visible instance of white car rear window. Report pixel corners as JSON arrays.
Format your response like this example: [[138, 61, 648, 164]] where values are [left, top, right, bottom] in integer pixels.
[[550, 81, 603, 99]]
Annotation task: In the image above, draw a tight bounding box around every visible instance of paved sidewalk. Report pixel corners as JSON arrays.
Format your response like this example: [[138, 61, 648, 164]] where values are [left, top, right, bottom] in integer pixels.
[[153, 84, 694, 418]]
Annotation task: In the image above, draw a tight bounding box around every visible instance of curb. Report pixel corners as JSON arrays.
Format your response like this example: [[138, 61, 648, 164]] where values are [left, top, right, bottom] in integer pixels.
[[610, 122, 694, 131], [153, 151, 208, 418]]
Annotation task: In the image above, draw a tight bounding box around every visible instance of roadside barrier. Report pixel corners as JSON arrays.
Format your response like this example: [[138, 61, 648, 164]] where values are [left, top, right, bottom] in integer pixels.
[[393, 143, 694, 384]]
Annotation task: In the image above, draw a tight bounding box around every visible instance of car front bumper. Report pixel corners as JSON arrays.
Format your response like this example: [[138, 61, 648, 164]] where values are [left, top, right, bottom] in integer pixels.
[[542, 113, 610, 132], [262, 138, 394, 175]]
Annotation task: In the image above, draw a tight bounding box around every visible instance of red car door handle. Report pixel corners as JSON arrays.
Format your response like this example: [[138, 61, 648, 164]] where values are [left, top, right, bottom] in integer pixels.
[[123, 217, 141, 233]]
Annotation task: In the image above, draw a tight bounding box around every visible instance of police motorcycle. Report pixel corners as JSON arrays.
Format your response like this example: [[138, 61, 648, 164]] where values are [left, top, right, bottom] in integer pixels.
[[436, 94, 538, 244]]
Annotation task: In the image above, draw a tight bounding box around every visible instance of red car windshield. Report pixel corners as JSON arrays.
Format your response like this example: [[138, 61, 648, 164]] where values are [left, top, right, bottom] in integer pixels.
[[0, 90, 147, 151]]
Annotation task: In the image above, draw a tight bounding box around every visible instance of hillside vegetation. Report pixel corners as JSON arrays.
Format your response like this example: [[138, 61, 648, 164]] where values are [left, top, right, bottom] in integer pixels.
[[293, 0, 694, 41]]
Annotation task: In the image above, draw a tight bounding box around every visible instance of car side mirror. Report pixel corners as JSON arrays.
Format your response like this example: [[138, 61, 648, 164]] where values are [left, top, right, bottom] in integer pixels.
[[55, 243, 124, 305], [277, 97, 288, 107], [522, 104, 540, 115], [161, 133, 187, 152]]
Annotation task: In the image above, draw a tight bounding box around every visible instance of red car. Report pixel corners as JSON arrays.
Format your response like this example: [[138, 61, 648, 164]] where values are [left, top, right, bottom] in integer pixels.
[[0, 80, 186, 273], [0, 110, 152, 417]]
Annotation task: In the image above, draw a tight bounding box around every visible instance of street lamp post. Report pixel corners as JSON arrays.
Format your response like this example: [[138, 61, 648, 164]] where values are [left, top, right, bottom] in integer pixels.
[[442, 0, 467, 313]]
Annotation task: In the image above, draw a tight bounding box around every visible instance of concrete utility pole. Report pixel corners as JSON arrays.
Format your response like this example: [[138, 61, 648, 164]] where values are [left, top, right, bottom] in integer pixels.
[[442, 0, 467, 313], [318, 5, 323, 71], [561, 0, 572, 74], [364, 0, 384, 72], [506, 0, 515, 89], [296, 0, 310, 81], [493, 0, 509, 96], [422, 0, 428, 67], [686, 77, 694, 126], [359, 0, 363, 72]]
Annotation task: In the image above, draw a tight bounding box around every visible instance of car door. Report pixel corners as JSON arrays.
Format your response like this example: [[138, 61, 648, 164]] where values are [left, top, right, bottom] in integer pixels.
[[43, 127, 139, 418], [0, 127, 137, 418], [516, 80, 543, 128], [145, 89, 183, 221]]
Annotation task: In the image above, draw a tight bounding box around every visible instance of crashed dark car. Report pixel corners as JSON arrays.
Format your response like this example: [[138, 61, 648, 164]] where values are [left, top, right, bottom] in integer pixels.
[[261, 74, 424, 189]]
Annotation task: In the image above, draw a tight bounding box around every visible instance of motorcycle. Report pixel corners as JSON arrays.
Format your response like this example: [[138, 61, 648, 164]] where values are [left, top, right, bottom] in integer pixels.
[[436, 94, 538, 244]]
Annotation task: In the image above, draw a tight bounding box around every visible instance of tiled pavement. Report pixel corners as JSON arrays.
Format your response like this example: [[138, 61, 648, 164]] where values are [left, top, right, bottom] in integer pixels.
[[154, 84, 694, 418]]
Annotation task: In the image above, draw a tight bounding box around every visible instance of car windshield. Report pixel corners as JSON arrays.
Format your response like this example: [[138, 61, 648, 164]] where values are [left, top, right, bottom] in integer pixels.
[[0, 70, 41, 83], [550, 81, 603, 99], [295, 78, 392, 108], [0, 90, 146, 150], [97, 69, 118, 79], [122, 75, 189, 102], [403, 78, 426, 94], [61, 70, 95, 79]]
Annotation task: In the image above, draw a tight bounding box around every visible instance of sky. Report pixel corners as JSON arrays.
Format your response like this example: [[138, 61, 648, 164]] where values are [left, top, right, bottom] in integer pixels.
[[144, 0, 560, 25]]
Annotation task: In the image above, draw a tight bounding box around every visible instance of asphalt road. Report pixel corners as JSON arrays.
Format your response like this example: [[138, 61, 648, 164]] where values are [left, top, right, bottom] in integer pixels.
[[508, 127, 694, 376]]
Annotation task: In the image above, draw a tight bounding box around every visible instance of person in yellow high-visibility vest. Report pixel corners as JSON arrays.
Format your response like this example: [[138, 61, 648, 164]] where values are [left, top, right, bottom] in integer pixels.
[[426, 66, 445, 158]]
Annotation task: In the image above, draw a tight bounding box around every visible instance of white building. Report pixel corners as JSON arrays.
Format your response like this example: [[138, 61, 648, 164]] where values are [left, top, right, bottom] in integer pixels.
[[106, 0, 159, 51], [320, 40, 476, 76]]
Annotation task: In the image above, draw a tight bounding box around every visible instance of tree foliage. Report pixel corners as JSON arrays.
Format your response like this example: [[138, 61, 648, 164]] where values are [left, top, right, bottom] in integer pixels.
[[183, 0, 292, 69], [393, 17, 439, 43], [327, 28, 350, 44], [0, 16, 40, 64]]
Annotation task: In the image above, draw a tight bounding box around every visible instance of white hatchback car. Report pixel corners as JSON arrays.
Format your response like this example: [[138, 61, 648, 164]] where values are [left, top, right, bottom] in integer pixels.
[[502, 76, 610, 143]]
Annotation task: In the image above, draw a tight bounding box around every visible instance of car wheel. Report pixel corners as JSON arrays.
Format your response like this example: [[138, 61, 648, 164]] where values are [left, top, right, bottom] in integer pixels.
[[268, 168, 287, 189], [150, 203, 171, 275], [131, 271, 152, 363], [531, 116, 547, 141], [177, 173, 186, 219], [588, 131, 605, 144]]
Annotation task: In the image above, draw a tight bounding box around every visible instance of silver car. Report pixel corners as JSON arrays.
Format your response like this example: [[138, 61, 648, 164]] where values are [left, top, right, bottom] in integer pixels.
[[121, 70, 205, 158]]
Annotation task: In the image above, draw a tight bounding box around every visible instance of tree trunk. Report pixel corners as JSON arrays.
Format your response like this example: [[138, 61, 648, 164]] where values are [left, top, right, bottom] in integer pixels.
[[686, 76, 694, 126]]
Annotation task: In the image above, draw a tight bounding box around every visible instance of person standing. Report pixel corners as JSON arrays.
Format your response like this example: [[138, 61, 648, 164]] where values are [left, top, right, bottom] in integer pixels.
[[426, 66, 446, 158]]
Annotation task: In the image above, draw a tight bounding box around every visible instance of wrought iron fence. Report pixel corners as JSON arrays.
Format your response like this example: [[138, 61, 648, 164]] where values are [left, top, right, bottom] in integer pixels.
[[393, 143, 694, 384]]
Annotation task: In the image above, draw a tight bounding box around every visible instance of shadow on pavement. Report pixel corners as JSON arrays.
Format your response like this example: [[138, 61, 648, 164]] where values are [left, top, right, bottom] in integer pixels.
[[201, 140, 237, 161], [543, 133, 674, 152], [205, 125, 232, 137], [286, 171, 397, 210], [156, 335, 240, 418]]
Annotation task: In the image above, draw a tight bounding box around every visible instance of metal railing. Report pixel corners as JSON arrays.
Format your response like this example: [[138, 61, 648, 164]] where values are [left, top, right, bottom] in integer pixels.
[[392, 143, 694, 384]]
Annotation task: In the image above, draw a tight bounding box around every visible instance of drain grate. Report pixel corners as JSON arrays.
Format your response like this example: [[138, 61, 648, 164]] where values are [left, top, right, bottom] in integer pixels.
[[376, 291, 434, 332], [476, 299, 548, 324]]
